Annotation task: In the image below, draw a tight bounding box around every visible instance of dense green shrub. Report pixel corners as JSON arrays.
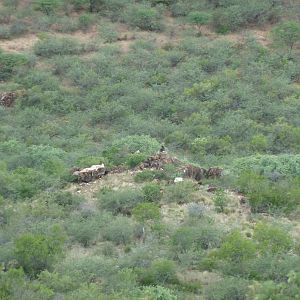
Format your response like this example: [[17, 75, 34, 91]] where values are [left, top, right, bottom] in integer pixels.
[[233, 154, 300, 178], [213, 190, 229, 213], [78, 14, 94, 31], [67, 216, 100, 247], [102, 216, 134, 245], [124, 5, 163, 31], [98, 188, 144, 215], [236, 171, 300, 212], [33, 0, 62, 15], [132, 202, 160, 223], [34, 37, 83, 57], [134, 170, 157, 183], [142, 183, 162, 202], [141, 285, 177, 300], [103, 135, 160, 165], [14, 226, 65, 277], [272, 21, 300, 57], [100, 24, 119, 43], [139, 259, 177, 285], [217, 231, 256, 264], [212, 0, 282, 33], [163, 181, 196, 204], [204, 277, 249, 300], [253, 222, 293, 254], [0, 51, 28, 80]]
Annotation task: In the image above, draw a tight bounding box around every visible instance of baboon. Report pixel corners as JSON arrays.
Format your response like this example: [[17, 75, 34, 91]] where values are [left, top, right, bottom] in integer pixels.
[[0, 92, 17, 108], [182, 164, 208, 182], [206, 167, 223, 179]]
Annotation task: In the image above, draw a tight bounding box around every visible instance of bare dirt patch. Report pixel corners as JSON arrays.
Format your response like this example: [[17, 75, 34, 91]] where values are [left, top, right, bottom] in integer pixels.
[[0, 34, 38, 53]]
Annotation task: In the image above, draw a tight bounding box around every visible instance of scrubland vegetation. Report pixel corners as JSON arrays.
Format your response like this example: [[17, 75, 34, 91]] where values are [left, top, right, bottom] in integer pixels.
[[1, 0, 300, 299]]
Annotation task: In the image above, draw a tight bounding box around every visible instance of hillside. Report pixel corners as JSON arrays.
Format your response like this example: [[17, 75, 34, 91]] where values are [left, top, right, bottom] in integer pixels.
[[1, 0, 300, 299]]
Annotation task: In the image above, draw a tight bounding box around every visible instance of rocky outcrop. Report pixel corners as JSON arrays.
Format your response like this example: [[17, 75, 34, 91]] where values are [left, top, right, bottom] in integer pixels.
[[72, 164, 108, 183]]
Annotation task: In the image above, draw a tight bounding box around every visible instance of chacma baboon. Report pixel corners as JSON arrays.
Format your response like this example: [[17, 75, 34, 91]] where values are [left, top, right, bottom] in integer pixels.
[[182, 164, 208, 182]]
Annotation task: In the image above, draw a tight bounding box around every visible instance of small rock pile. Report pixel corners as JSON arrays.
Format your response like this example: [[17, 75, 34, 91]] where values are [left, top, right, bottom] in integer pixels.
[[0, 92, 16, 108]]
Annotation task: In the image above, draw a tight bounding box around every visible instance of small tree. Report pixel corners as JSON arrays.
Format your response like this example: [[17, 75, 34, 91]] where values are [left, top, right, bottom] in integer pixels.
[[187, 11, 211, 35], [272, 21, 300, 57], [14, 227, 65, 277]]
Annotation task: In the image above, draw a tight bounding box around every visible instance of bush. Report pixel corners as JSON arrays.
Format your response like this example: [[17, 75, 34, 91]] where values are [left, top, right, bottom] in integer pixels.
[[141, 285, 177, 300], [102, 216, 134, 245], [204, 277, 249, 300], [212, 0, 282, 33], [126, 152, 147, 168], [33, 0, 62, 15], [253, 222, 293, 254], [0, 51, 28, 80], [134, 170, 156, 183], [213, 190, 229, 213], [187, 202, 206, 218], [163, 181, 196, 204], [67, 217, 100, 247], [132, 202, 160, 223], [98, 188, 144, 215], [142, 183, 161, 202], [172, 221, 222, 253], [34, 37, 83, 57], [272, 21, 300, 57], [187, 11, 212, 34], [100, 24, 119, 43], [124, 5, 163, 31], [14, 226, 65, 277], [78, 14, 94, 32], [9, 21, 28, 37], [217, 231, 256, 264], [0, 26, 11, 39], [236, 171, 300, 212], [139, 259, 177, 285], [103, 135, 160, 166]]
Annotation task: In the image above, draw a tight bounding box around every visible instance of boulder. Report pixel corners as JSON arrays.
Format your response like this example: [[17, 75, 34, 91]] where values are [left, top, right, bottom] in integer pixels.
[[72, 164, 108, 183]]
